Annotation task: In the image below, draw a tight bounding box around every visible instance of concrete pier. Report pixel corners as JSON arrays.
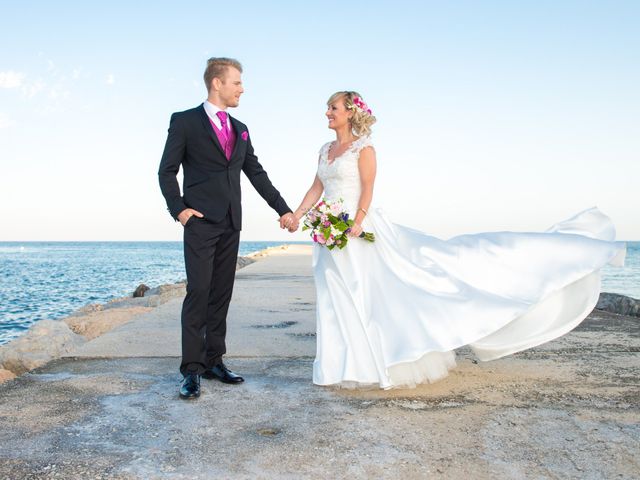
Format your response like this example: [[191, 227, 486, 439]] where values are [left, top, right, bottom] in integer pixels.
[[0, 246, 638, 479]]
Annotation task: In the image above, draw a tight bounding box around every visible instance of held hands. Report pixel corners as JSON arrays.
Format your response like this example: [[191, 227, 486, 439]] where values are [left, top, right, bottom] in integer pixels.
[[178, 208, 204, 226], [279, 212, 299, 233]]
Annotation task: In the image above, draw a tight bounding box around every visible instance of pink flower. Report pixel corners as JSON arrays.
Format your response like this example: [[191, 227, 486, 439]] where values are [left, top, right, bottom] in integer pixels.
[[317, 235, 326, 244], [352, 96, 372, 115], [323, 221, 331, 227], [241, 131, 249, 141], [329, 203, 342, 216]]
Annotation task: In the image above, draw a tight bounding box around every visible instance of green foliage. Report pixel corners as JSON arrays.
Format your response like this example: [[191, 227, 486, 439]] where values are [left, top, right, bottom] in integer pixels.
[[302, 197, 375, 250]]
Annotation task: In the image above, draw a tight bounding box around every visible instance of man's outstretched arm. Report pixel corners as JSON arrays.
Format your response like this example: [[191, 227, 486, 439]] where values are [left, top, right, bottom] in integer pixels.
[[241, 136, 295, 229]]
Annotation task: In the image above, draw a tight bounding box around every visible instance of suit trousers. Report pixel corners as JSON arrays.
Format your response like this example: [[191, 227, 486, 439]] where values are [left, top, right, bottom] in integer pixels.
[[180, 211, 240, 375]]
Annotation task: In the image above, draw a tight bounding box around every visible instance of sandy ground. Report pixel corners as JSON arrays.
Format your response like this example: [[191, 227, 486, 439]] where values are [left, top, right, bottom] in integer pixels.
[[0, 245, 638, 479]]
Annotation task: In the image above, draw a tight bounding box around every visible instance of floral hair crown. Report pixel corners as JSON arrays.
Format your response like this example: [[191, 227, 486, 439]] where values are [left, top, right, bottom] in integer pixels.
[[349, 96, 373, 115]]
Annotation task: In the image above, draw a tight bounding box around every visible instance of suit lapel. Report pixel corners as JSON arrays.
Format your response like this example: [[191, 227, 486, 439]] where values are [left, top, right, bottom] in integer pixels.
[[228, 116, 245, 162], [198, 104, 227, 161]]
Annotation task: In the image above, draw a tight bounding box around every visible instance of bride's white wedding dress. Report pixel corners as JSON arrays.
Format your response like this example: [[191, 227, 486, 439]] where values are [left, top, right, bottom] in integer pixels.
[[312, 136, 626, 389]]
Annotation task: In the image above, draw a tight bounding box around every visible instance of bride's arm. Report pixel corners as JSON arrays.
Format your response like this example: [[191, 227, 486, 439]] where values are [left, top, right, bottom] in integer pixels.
[[351, 147, 377, 236], [293, 174, 324, 221]]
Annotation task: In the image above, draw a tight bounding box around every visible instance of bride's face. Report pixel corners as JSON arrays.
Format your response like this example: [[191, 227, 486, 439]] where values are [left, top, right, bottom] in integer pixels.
[[326, 98, 352, 130]]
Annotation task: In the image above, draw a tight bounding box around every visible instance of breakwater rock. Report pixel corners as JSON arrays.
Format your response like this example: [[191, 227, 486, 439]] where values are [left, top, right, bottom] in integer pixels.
[[597, 292, 640, 317], [0, 255, 256, 382]]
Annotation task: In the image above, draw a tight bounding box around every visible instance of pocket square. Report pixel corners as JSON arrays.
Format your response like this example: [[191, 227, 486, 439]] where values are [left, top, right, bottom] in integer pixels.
[[241, 131, 249, 141]]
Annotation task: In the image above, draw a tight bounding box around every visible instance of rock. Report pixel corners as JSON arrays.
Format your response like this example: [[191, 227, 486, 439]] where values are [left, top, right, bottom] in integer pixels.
[[0, 320, 86, 375], [596, 293, 640, 317], [236, 256, 255, 270], [133, 284, 150, 298], [93, 285, 185, 310], [145, 283, 187, 307], [0, 368, 16, 383], [64, 306, 153, 339], [146, 283, 186, 297], [71, 303, 104, 315]]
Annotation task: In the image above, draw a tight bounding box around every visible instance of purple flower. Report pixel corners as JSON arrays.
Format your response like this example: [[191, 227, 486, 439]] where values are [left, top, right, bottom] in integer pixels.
[[241, 131, 249, 141]]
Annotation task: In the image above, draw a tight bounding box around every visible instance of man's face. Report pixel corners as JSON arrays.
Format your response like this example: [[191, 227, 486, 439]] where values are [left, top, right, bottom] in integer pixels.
[[216, 67, 244, 108]]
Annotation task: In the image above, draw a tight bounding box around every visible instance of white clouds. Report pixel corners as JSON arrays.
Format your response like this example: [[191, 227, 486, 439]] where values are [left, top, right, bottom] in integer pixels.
[[3, 60, 87, 102], [48, 85, 70, 100], [0, 70, 25, 88], [22, 79, 46, 98], [106, 73, 115, 85], [0, 113, 15, 129]]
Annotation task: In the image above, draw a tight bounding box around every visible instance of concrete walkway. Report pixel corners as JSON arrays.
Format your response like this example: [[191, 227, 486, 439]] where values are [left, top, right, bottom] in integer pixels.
[[66, 248, 317, 359], [0, 248, 638, 479]]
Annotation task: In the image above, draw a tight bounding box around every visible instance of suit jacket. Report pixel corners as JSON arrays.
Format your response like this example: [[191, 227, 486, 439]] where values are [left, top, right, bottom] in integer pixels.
[[158, 104, 291, 229]]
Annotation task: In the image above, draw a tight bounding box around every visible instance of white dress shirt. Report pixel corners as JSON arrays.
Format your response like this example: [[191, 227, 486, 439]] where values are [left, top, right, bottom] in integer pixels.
[[203, 100, 231, 132]]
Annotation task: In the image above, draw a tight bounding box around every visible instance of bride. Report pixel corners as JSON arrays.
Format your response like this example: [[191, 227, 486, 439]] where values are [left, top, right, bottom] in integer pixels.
[[290, 90, 626, 390]]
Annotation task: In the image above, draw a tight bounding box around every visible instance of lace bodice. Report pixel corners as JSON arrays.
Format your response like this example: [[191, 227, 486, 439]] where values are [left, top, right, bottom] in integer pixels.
[[317, 136, 374, 212]]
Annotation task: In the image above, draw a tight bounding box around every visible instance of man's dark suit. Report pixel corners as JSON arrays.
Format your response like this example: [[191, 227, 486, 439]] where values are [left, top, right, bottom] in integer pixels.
[[159, 104, 291, 375]]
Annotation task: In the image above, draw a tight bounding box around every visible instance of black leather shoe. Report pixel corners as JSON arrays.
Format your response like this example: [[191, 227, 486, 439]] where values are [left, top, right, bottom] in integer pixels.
[[179, 373, 201, 399], [202, 363, 244, 384]]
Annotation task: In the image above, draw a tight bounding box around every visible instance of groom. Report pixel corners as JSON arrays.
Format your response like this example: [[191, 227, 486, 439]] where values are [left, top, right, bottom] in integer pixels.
[[158, 57, 298, 399]]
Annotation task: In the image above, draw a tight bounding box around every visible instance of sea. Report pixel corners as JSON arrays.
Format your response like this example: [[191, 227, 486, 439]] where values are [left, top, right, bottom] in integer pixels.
[[0, 241, 638, 346]]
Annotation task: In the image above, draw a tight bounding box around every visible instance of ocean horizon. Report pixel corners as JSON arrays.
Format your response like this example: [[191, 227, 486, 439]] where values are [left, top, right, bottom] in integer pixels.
[[0, 240, 638, 346]]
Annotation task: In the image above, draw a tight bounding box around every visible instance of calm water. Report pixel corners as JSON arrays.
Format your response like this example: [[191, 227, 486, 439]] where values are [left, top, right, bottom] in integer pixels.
[[0, 241, 638, 346]]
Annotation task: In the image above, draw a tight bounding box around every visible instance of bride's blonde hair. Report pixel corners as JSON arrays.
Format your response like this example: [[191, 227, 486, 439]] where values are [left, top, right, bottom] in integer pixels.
[[327, 91, 377, 137]]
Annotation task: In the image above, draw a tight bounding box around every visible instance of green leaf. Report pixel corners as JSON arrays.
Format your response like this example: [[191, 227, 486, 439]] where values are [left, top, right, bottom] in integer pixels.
[[335, 221, 348, 231]]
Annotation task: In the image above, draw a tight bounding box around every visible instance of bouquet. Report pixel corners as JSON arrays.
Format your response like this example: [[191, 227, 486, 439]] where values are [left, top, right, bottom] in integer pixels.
[[303, 198, 375, 250]]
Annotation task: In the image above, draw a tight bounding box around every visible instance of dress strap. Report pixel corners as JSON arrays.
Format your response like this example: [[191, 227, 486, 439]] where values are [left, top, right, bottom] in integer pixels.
[[351, 135, 374, 153], [319, 141, 332, 157]]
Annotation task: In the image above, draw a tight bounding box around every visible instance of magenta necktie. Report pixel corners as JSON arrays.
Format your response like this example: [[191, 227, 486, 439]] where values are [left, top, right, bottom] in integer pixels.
[[216, 111, 229, 146]]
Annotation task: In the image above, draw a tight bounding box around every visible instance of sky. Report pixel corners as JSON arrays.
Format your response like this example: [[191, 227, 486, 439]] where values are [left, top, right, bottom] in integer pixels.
[[1, 0, 638, 241]]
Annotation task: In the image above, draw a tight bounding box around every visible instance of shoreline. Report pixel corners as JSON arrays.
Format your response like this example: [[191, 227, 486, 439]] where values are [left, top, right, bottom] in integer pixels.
[[0, 244, 308, 382], [0, 242, 637, 384]]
